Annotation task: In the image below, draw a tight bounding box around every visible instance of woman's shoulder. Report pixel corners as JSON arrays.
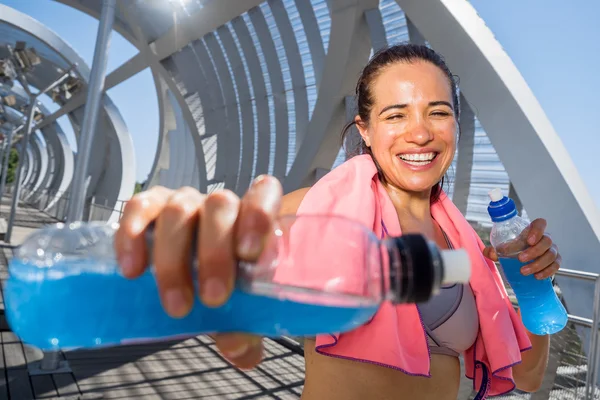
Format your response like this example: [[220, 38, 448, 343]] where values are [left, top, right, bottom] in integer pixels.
[[279, 187, 311, 216]]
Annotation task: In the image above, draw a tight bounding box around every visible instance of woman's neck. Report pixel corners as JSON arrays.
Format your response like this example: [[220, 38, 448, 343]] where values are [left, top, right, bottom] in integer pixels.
[[384, 183, 437, 237], [384, 184, 432, 220]]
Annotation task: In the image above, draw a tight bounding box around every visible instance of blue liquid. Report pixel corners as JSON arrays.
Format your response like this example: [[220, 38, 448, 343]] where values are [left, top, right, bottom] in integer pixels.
[[4, 260, 377, 350], [499, 257, 568, 335]]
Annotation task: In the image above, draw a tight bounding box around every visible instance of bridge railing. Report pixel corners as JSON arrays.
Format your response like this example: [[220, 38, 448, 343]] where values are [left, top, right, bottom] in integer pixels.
[[554, 268, 600, 400], [14, 186, 129, 222]]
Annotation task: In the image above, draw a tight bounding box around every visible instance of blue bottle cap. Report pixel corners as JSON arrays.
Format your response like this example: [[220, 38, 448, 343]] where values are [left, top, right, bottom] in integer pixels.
[[487, 188, 518, 222]]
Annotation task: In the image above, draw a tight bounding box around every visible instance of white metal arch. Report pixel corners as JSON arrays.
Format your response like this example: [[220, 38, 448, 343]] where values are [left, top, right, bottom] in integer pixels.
[[284, 0, 378, 192], [396, 0, 600, 352]]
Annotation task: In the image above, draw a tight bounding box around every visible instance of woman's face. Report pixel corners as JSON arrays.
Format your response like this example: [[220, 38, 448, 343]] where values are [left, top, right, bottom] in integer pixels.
[[357, 60, 457, 195]]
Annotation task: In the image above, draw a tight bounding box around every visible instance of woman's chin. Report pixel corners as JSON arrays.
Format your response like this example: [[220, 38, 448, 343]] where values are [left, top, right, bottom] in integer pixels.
[[387, 180, 440, 197], [409, 186, 438, 196]]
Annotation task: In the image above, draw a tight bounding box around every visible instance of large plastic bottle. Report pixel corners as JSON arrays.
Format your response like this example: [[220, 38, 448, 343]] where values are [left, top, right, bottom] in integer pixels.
[[487, 188, 568, 335], [4, 215, 471, 351]]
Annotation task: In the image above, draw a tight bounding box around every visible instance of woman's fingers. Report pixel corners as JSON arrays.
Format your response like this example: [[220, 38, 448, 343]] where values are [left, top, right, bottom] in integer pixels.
[[482, 246, 498, 262], [154, 187, 205, 318], [519, 234, 552, 263], [236, 175, 283, 261], [198, 190, 241, 307], [213, 333, 264, 370], [114, 180, 281, 372], [114, 186, 173, 278]]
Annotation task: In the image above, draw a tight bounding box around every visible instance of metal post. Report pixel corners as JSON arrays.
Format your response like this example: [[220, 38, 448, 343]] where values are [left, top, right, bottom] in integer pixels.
[[0, 140, 6, 177], [66, 0, 116, 223], [585, 277, 600, 399], [0, 128, 15, 209], [39, 351, 60, 370], [4, 102, 36, 243], [4, 75, 76, 374], [0, 140, 6, 208], [4, 69, 72, 243]]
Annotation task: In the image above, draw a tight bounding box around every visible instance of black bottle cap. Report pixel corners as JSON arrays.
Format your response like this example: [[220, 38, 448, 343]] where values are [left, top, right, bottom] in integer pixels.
[[388, 234, 440, 304]]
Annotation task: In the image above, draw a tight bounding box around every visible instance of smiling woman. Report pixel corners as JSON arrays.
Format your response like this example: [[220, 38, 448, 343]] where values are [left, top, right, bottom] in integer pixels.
[[297, 44, 554, 400], [115, 43, 561, 400], [342, 45, 460, 203]]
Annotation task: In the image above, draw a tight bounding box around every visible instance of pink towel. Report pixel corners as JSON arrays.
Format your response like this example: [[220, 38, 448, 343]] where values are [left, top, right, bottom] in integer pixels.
[[293, 154, 532, 398]]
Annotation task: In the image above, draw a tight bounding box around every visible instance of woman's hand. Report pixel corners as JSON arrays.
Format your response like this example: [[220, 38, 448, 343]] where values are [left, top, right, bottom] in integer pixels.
[[483, 218, 562, 280], [113, 176, 283, 369]]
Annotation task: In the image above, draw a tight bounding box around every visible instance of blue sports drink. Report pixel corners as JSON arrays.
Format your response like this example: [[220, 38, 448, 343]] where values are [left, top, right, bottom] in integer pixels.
[[487, 188, 568, 335], [3, 216, 471, 351], [5, 259, 378, 350]]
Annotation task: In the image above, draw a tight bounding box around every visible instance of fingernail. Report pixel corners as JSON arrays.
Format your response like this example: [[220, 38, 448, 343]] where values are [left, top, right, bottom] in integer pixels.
[[129, 218, 146, 236], [202, 278, 228, 306], [528, 235, 536, 245], [518, 252, 528, 262], [238, 233, 262, 259], [223, 343, 249, 359], [119, 253, 135, 276], [253, 175, 267, 184], [164, 289, 192, 318], [521, 267, 531, 275]]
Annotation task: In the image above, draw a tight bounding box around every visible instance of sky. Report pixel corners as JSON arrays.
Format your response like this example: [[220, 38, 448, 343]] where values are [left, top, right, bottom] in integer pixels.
[[0, 0, 598, 207]]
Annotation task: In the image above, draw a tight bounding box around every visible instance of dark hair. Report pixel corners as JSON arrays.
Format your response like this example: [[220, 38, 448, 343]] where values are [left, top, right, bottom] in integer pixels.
[[341, 43, 460, 203]]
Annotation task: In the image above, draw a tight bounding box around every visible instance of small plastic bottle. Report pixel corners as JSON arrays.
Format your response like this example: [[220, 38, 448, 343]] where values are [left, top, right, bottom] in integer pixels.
[[4, 215, 471, 350], [487, 188, 568, 335]]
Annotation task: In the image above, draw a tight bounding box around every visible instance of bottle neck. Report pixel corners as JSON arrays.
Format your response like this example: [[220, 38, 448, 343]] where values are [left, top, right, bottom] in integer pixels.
[[493, 216, 517, 226], [384, 235, 444, 304]]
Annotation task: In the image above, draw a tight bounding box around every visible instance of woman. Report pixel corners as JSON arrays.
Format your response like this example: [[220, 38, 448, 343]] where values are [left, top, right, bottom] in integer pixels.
[[114, 44, 560, 399]]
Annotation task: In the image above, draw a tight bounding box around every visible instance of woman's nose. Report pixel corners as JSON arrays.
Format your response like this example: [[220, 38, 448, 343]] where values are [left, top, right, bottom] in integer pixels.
[[405, 119, 434, 145]]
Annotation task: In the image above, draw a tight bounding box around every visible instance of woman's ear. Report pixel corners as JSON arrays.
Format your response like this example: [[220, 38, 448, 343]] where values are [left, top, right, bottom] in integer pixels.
[[355, 116, 371, 147]]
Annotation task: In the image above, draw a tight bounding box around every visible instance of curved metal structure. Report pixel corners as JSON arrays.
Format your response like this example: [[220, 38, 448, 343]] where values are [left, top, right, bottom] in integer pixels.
[[397, 0, 600, 360], [1, 84, 74, 210], [0, 4, 135, 223], [52, 0, 521, 222]]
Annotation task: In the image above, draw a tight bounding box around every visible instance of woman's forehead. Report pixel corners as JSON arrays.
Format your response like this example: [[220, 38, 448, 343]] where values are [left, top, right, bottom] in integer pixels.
[[371, 61, 453, 104]]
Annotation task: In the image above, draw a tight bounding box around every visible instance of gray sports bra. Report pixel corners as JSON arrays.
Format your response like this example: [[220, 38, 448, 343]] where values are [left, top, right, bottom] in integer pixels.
[[417, 231, 479, 357]]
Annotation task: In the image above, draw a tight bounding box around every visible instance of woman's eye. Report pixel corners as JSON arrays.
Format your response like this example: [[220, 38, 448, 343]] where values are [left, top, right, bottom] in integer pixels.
[[387, 114, 404, 120], [431, 111, 451, 117]]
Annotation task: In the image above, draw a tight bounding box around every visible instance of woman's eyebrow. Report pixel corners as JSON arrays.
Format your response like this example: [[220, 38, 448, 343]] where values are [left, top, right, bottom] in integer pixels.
[[429, 100, 453, 109], [379, 101, 453, 116], [379, 103, 408, 115]]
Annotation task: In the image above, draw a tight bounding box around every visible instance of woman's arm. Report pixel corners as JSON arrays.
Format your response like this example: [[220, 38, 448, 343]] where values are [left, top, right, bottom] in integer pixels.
[[512, 309, 550, 392], [279, 187, 311, 216]]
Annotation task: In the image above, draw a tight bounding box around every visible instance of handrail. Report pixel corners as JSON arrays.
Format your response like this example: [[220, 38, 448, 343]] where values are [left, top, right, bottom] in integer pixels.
[[554, 268, 600, 400], [557, 268, 599, 281], [14, 186, 130, 222]]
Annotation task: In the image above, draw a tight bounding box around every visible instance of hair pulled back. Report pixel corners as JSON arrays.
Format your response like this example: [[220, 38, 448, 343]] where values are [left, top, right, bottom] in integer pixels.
[[342, 43, 460, 203]]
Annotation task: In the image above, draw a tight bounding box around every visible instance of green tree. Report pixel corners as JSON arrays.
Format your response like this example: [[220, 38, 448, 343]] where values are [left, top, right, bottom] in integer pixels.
[[6, 148, 19, 184], [134, 180, 146, 194]]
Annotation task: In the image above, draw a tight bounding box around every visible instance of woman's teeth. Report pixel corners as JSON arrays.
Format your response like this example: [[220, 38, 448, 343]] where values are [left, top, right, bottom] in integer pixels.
[[398, 152, 437, 166]]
